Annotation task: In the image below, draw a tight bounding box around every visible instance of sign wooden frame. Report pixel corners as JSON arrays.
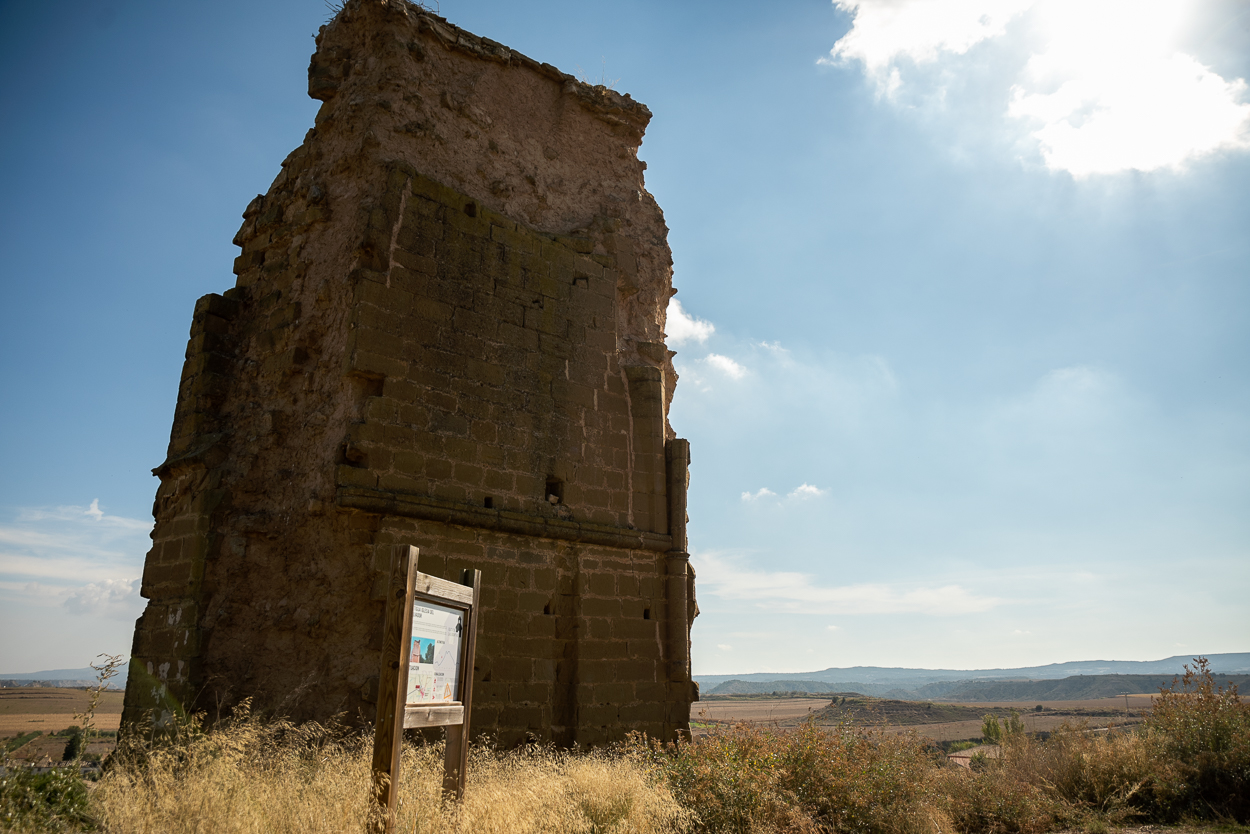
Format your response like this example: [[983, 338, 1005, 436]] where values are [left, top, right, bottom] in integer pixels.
[[371, 545, 481, 833]]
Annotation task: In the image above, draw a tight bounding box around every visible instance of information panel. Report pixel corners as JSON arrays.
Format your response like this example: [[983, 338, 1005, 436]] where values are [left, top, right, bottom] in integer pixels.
[[405, 601, 463, 705]]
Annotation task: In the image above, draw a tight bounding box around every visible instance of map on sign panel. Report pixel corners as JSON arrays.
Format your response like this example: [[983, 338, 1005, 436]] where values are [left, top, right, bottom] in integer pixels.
[[406, 601, 463, 705]]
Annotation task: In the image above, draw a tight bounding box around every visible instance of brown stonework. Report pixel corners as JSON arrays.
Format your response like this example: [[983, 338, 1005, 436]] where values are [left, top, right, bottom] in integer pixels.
[[121, 0, 697, 746]]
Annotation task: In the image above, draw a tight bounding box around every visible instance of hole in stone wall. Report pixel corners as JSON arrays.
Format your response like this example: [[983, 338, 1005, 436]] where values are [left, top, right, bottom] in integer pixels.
[[339, 442, 367, 468], [463, 201, 477, 217], [349, 373, 385, 402], [545, 477, 563, 504], [643, 607, 651, 620], [543, 600, 552, 615], [483, 496, 494, 509]]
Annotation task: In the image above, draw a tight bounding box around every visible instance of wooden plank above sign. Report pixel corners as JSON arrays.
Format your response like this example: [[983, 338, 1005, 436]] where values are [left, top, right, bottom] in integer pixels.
[[414, 572, 474, 606], [403, 704, 465, 729]]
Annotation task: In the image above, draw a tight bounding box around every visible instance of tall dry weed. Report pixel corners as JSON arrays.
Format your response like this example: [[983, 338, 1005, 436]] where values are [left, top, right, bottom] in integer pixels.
[[634, 722, 943, 834], [92, 703, 686, 834], [935, 658, 1250, 830], [94, 701, 375, 834], [426, 744, 690, 833]]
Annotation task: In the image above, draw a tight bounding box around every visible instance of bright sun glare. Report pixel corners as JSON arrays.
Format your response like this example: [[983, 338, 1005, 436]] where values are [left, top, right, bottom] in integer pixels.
[[830, 0, 1250, 176]]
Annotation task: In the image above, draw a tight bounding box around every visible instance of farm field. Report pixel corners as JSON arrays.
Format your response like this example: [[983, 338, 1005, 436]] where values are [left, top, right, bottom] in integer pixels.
[[876, 713, 1144, 743], [693, 697, 830, 726], [3, 733, 115, 765], [0, 686, 123, 735], [693, 693, 1157, 741], [965, 694, 1155, 712]]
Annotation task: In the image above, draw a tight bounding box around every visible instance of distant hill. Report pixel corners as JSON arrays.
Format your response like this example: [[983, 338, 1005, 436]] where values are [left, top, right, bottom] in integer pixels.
[[707, 680, 852, 696], [704, 670, 1250, 701], [0, 665, 128, 689], [936, 673, 1250, 702], [810, 696, 1007, 726], [694, 652, 1250, 692]]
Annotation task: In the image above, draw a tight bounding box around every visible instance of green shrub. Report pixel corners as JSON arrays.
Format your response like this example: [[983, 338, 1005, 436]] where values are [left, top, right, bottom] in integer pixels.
[[940, 658, 1250, 829], [936, 761, 1059, 834], [633, 722, 940, 834], [2, 733, 40, 756], [61, 728, 85, 763], [1142, 657, 1250, 821], [0, 766, 93, 833]]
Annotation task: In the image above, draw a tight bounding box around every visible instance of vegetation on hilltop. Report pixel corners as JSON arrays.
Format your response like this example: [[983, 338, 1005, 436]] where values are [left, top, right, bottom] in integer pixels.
[[0, 658, 1245, 833]]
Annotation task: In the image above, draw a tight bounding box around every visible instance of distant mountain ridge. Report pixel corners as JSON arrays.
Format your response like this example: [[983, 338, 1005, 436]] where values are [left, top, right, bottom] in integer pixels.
[[0, 665, 129, 688], [694, 652, 1250, 692], [706, 672, 1250, 701]]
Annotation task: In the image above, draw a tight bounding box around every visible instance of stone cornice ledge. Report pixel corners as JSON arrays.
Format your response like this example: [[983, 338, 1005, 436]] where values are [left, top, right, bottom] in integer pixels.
[[337, 486, 672, 552]]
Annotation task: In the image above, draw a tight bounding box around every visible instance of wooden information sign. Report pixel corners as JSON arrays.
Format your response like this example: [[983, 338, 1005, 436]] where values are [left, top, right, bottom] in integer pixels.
[[371, 545, 481, 833]]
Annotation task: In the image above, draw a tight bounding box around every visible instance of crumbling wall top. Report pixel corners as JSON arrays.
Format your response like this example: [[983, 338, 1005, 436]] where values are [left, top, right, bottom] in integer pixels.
[[300, 0, 678, 409]]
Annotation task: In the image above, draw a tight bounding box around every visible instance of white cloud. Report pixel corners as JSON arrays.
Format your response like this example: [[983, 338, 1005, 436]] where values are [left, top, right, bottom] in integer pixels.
[[0, 554, 134, 584], [826, 625, 841, 631], [717, 644, 733, 651], [705, 353, 746, 379], [13, 502, 152, 534], [741, 487, 777, 501], [674, 341, 897, 420], [666, 298, 715, 345], [1011, 52, 1250, 176], [992, 365, 1121, 433], [695, 552, 1002, 615], [788, 483, 829, 499], [0, 501, 151, 612], [742, 484, 830, 501], [826, 0, 1032, 78], [827, 0, 1250, 175], [64, 578, 143, 619]]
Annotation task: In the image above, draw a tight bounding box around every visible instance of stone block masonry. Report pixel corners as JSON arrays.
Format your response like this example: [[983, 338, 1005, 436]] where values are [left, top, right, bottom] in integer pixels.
[[122, 0, 697, 746]]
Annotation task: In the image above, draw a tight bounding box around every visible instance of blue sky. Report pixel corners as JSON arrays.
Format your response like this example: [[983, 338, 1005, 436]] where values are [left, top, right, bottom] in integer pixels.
[[1, 0, 1247, 676]]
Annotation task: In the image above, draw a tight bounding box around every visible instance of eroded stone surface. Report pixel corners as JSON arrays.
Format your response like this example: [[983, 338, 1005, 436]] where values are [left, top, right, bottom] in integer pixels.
[[122, 0, 696, 746]]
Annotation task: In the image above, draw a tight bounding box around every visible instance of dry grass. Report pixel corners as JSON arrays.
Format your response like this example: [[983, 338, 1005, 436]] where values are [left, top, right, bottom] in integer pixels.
[[7, 660, 1245, 834], [445, 745, 690, 833], [89, 704, 688, 834]]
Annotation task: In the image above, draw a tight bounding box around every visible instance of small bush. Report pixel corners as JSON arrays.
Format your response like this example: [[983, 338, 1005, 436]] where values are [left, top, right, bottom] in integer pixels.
[[0, 766, 93, 833], [936, 761, 1059, 834], [1142, 657, 1250, 821], [634, 722, 941, 834], [61, 728, 85, 763]]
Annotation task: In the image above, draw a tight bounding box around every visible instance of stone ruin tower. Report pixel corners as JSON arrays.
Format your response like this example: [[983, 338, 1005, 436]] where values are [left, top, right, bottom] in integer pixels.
[[121, 0, 697, 746]]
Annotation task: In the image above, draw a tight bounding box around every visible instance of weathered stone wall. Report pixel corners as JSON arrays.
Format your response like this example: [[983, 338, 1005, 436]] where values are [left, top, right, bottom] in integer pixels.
[[122, 0, 696, 746]]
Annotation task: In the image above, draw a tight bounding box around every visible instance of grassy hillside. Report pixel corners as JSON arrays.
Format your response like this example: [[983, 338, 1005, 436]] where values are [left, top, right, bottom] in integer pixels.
[[811, 695, 1002, 725], [705, 680, 849, 696], [939, 674, 1250, 702]]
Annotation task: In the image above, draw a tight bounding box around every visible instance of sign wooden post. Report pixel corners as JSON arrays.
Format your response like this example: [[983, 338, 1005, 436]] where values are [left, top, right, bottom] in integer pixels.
[[371, 544, 481, 833]]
